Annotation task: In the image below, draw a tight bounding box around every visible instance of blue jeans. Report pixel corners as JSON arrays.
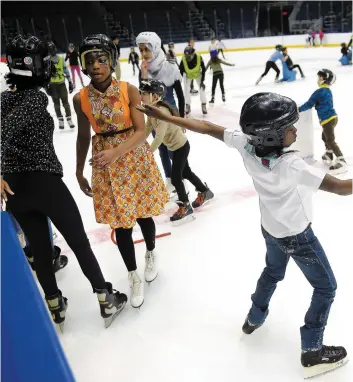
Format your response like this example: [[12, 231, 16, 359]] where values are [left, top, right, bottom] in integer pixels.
[[248, 225, 337, 351], [152, 129, 173, 178]]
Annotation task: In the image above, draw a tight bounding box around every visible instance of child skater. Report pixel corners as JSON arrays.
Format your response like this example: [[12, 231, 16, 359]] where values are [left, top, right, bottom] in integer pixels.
[[256, 44, 284, 85], [166, 42, 178, 66], [139, 79, 214, 223], [298, 69, 347, 174], [136, 31, 185, 195], [281, 47, 305, 78], [128, 47, 140, 76], [205, 49, 235, 104], [136, 92, 351, 380]]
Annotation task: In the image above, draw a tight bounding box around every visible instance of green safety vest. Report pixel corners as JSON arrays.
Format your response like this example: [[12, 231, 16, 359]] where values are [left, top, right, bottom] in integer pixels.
[[182, 54, 201, 80], [50, 56, 65, 84]]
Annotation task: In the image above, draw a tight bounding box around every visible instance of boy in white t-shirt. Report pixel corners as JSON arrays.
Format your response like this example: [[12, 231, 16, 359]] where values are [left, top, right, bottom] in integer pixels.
[[136, 92, 352, 379]]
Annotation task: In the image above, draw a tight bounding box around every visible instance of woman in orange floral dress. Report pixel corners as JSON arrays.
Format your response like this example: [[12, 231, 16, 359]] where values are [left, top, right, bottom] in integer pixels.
[[74, 34, 168, 308]]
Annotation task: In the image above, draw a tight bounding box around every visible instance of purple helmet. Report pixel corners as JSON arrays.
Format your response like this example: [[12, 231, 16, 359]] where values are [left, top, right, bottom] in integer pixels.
[[210, 49, 218, 58]]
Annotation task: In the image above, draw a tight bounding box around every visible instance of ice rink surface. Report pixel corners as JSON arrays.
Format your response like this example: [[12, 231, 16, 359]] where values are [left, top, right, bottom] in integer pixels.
[[7, 46, 353, 381]]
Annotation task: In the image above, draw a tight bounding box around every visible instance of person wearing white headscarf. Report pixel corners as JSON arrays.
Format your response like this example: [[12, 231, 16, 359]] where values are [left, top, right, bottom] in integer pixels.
[[136, 31, 186, 194]]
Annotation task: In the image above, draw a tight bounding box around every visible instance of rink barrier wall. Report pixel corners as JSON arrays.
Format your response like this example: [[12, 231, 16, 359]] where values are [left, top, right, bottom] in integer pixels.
[[1, 212, 76, 382], [0, 32, 351, 64]]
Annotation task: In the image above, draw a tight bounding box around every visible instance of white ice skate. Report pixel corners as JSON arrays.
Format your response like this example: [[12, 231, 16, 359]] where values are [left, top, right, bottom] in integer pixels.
[[329, 157, 348, 175], [165, 178, 176, 195], [128, 271, 144, 308], [144, 250, 158, 283], [322, 150, 334, 165]]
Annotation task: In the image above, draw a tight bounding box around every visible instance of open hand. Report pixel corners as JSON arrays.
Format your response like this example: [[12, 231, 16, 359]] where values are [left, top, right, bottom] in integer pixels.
[[1, 178, 14, 203], [136, 104, 168, 121], [89, 148, 120, 169]]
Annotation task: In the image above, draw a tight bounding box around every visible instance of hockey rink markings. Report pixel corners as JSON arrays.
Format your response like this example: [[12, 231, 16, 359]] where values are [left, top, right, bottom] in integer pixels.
[[56, 185, 258, 255]]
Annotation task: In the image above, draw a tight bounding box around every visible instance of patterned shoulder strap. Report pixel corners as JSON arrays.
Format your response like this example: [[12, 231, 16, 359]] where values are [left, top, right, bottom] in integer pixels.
[[79, 87, 99, 133]]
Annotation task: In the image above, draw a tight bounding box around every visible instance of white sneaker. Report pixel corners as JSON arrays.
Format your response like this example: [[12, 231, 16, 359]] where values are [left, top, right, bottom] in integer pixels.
[[128, 271, 144, 308], [165, 178, 176, 195], [144, 250, 158, 283]]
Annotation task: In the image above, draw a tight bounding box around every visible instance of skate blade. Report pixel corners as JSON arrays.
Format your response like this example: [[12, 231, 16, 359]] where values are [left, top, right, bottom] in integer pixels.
[[131, 299, 144, 310], [145, 272, 158, 284], [58, 322, 65, 334], [303, 357, 349, 379], [104, 301, 126, 328], [171, 214, 195, 226], [329, 167, 348, 176]]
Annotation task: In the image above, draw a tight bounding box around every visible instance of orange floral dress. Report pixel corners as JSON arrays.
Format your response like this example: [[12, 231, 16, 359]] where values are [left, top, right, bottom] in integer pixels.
[[80, 79, 168, 229]]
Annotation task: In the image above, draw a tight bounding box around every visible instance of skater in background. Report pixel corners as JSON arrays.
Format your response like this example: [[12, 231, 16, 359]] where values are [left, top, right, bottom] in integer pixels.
[[180, 46, 207, 115], [2, 35, 127, 332], [209, 38, 226, 59], [306, 31, 312, 47], [205, 49, 235, 104], [137, 31, 185, 195], [137, 93, 352, 380], [348, 34, 352, 48], [319, 29, 324, 46], [128, 47, 140, 75], [47, 41, 75, 129], [75, 34, 168, 309], [139, 80, 213, 223], [281, 47, 305, 78], [311, 30, 316, 47], [187, 39, 198, 95], [299, 69, 347, 174], [112, 36, 121, 80], [255, 44, 284, 85], [166, 42, 178, 65], [65, 43, 84, 88]]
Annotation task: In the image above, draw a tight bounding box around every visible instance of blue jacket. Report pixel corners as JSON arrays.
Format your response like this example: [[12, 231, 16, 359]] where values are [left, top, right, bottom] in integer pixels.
[[299, 85, 337, 125], [268, 50, 283, 62]]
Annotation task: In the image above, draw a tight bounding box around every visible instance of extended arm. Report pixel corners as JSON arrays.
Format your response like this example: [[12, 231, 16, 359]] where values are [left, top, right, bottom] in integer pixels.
[[319, 174, 352, 196], [299, 90, 319, 112]]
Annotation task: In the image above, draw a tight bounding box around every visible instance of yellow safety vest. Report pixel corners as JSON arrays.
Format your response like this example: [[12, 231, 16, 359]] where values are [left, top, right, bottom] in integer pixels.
[[182, 54, 201, 80], [50, 56, 65, 84]]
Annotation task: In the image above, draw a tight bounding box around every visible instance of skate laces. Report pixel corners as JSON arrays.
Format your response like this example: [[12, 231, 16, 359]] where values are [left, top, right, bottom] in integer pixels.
[[145, 251, 154, 271], [321, 346, 340, 356], [130, 273, 142, 296]]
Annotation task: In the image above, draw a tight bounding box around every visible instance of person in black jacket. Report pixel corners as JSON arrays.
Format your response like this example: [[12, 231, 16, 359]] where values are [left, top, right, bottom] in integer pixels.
[[65, 43, 84, 88], [282, 47, 305, 78], [128, 47, 140, 75], [112, 36, 121, 80], [1, 35, 127, 332]]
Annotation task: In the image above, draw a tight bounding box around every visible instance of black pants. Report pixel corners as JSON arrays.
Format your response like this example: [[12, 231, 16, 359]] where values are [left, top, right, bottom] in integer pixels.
[[115, 218, 156, 272], [261, 61, 280, 78], [288, 64, 304, 77], [190, 79, 194, 90], [4, 172, 106, 296], [50, 82, 71, 118], [132, 62, 140, 75], [211, 71, 225, 97], [171, 141, 207, 202]]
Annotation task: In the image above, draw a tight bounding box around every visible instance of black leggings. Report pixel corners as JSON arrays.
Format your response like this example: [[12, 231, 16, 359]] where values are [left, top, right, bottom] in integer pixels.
[[4, 172, 106, 296], [261, 61, 280, 78], [171, 141, 207, 202], [211, 72, 225, 96], [289, 64, 304, 77], [115, 218, 156, 272]]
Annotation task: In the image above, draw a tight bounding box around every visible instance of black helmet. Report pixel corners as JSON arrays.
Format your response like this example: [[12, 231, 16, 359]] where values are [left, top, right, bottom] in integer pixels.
[[239, 92, 299, 149], [317, 69, 336, 85], [275, 44, 283, 51], [79, 34, 117, 75], [184, 46, 195, 55], [6, 35, 52, 80], [139, 79, 165, 98]]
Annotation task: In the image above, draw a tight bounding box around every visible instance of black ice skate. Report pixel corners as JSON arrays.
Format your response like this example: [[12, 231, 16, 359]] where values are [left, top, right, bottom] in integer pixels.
[[242, 311, 268, 334], [255, 76, 262, 85], [201, 103, 207, 115], [192, 185, 214, 209], [170, 201, 195, 225], [45, 290, 68, 333], [52, 245, 68, 273], [95, 282, 127, 328], [329, 157, 347, 175], [58, 117, 65, 130], [301, 345, 349, 379], [186, 104, 191, 115], [222, 94, 226, 102], [209, 97, 215, 105], [191, 88, 198, 95], [66, 116, 75, 129], [322, 150, 334, 165]]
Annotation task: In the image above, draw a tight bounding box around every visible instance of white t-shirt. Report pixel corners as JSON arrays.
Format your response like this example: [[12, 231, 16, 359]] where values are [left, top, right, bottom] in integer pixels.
[[224, 129, 326, 238]]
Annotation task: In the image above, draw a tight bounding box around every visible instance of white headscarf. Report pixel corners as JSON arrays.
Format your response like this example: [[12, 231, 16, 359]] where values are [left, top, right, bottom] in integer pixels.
[[136, 31, 181, 87]]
